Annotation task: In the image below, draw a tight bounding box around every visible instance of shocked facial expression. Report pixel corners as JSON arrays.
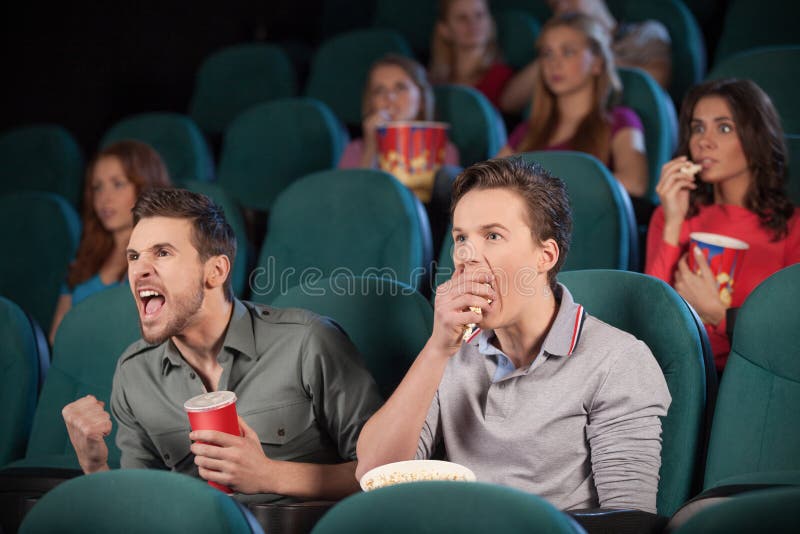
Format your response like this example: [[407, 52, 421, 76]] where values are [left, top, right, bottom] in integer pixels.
[[127, 216, 206, 344], [367, 65, 422, 121], [688, 96, 752, 187], [539, 25, 601, 97], [451, 188, 553, 330], [91, 156, 137, 234]]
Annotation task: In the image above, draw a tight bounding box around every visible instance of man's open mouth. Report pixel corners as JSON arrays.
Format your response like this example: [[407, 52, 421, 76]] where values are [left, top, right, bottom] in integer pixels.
[[138, 289, 166, 317]]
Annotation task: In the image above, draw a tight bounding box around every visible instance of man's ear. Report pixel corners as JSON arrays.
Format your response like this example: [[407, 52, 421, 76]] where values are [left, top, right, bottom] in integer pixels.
[[538, 238, 560, 274], [205, 255, 231, 290]]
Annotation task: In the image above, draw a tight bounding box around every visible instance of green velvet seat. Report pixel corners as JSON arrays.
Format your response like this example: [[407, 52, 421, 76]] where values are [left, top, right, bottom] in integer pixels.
[[707, 46, 800, 134], [217, 98, 346, 212], [713, 0, 800, 65], [0, 285, 141, 532], [269, 276, 432, 398], [100, 112, 215, 185], [495, 9, 540, 70], [0, 124, 84, 207], [0, 297, 46, 468], [518, 151, 637, 271], [618, 67, 678, 204], [182, 181, 251, 299], [559, 270, 716, 517], [434, 85, 508, 167], [0, 192, 81, 333], [672, 486, 800, 534], [702, 264, 800, 491], [372, 0, 437, 59], [311, 481, 586, 533], [251, 169, 431, 303], [189, 43, 296, 137], [20, 470, 263, 533], [305, 28, 412, 127]]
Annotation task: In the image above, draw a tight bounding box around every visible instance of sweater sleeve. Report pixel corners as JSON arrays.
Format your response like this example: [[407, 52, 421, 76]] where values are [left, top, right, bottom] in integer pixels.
[[645, 206, 684, 283], [784, 212, 800, 266]]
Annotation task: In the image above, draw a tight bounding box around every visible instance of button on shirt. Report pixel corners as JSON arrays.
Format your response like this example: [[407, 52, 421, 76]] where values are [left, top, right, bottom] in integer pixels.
[[416, 284, 671, 513], [110, 299, 383, 499]]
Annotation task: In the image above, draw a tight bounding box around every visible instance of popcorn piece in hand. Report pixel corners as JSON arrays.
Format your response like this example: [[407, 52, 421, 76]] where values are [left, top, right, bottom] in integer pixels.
[[680, 162, 702, 176], [462, 300, 491, 342]]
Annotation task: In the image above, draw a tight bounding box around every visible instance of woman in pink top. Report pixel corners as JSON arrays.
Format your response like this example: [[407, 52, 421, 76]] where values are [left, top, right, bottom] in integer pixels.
[[339, 54, 459, 171], [646, 79, 799, 372], [497, 13, 648, 199]]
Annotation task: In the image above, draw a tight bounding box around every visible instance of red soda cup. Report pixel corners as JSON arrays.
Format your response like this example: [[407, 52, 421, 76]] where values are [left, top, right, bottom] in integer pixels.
[[184, 390, 240, 493]]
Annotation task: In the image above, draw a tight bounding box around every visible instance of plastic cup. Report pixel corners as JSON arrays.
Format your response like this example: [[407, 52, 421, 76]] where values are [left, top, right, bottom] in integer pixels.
[[688, 232, 749, 307], [376, 120, 450, 203], [184, 390, 239, 493]]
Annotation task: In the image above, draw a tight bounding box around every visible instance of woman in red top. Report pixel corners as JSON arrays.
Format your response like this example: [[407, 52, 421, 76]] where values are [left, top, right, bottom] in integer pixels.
[[646, 79, 800, 372], [428, 0, 514, 109]]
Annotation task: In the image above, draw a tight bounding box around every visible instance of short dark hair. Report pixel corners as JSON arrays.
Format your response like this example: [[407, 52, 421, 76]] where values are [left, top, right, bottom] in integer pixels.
[[451, 157, 573, 291], [133, 188, 237, 300]]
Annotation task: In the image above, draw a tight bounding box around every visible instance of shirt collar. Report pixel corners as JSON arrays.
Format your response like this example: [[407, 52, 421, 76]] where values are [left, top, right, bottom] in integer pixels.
[[160, 299, 256, 375], [466, 283, 586, 359]]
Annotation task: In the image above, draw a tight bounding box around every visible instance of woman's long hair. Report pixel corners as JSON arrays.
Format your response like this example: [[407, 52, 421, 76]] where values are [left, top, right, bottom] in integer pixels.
[[516, 13, 621, 163], [428, 0, 501, 85], [67, 140, 171, 288], [362, 54, 435, 121], [678, 78, 794, 240]]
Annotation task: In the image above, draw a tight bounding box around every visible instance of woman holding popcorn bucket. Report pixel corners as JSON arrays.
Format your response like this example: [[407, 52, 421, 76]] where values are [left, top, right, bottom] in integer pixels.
[[646, 79, 800, 373]]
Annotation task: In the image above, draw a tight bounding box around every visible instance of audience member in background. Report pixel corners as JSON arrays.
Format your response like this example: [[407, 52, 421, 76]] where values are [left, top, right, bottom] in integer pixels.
[[61, 189, 383, 501], [49, 140, 171, 344], [357, 157, 670, 513], [498, 13, 648, 199], [340, 53, 460, 254], [501, 0, 671, 113], [428, 0, 514, 109], [646, 79, 800, 373], [339, 54, 459, 171]]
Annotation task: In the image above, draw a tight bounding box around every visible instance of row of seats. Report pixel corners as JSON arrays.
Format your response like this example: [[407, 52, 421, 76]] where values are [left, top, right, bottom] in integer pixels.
[[4, 264, 798, 531]]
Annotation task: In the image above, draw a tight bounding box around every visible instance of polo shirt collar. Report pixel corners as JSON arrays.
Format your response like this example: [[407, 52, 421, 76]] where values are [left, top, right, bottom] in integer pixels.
[[465, 283, 586, 359], [160, 299, 256, 375]]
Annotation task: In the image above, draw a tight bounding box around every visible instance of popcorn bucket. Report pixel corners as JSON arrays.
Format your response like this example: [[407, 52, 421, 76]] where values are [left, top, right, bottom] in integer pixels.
[[688, 232, 749, 307], [376, 121, 449, 202], [184, 391, 240, 493]]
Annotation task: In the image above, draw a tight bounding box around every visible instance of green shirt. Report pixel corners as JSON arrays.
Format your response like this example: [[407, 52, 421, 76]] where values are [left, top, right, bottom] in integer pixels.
[[110, 299, 383, 490]]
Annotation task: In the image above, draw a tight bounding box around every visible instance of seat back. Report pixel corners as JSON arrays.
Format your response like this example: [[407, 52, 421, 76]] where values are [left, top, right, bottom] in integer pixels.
[[434, 85, 507, 166], [251, 169, 431, 303], [100, 112, 214, 185], [518, 151, 636, 271], [217, 98, 346, 212], [713, 0, 800, 65], [305, 29, 413, 127], [0, 297, 46, 467], [189, 44, 296, 137], [0, 124, 84, 207], [559, 270, 715, 517], [606, 0, 706, 105], [373, 0, 437, 59], [495, 9, 540, 70], [270, 277, 432, 398], [707, 46, 800, 134], [786, 134, 800, 205], [672, 486, 800, 534], [0, 192, 81, 332], [618, 67, 678, 204], [19, 469, 263, 533], [19, 285, 140, 470], [182, 181, 251, 298], [703, 264, 800, 490], [311, 481, 585, 533]]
